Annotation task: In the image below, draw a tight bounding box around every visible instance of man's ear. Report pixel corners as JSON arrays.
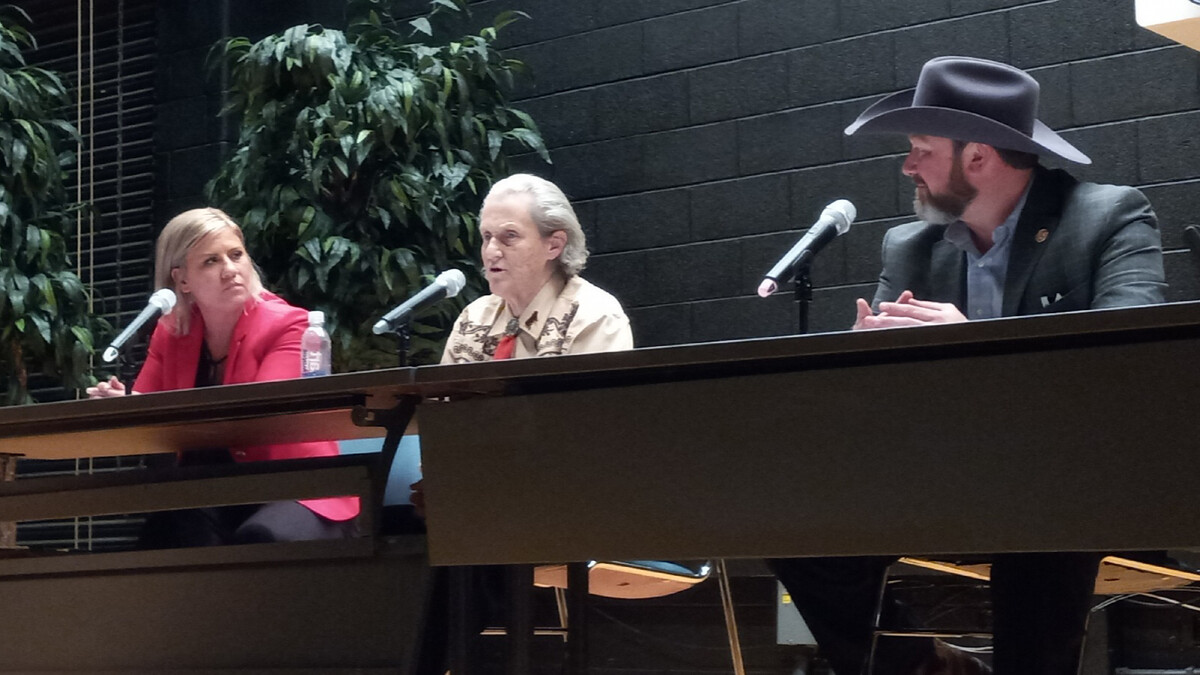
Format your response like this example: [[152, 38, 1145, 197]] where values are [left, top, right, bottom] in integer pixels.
[[546, 230, 567, 259], [962, 142, 990, 170]]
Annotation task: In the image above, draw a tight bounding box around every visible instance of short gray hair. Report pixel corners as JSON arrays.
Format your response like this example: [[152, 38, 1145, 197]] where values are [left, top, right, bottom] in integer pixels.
[[485, 174, 588, 276], [154, 208, 264, 334]]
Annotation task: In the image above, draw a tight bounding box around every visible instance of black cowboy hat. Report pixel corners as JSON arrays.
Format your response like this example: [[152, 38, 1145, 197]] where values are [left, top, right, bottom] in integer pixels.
[[844, 56, 1090, 164]]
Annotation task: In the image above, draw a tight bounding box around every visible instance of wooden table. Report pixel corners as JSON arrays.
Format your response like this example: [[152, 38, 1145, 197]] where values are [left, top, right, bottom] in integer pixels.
[[2, 301, 1200, 675], [2, 301, 1199, 561]]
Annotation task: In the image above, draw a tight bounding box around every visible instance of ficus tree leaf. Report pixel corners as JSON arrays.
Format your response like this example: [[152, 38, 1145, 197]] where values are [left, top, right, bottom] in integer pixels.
[[409, 18, 432, 37]]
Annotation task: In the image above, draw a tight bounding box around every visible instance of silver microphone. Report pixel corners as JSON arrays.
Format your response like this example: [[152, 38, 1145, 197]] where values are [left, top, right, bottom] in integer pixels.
[[102, 288, 177, 362], [758, 199, 856, 297], [373, 269, 467, 335]]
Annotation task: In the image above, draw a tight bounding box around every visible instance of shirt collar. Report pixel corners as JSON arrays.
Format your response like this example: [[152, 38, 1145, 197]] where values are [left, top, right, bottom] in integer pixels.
[[943, 180, 1033, 256], [494, 273, 567, 338]]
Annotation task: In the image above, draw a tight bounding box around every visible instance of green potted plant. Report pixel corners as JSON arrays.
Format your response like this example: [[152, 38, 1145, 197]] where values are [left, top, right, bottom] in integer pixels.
[[207, 0, 548, 369], [0, 6, 98, 406]]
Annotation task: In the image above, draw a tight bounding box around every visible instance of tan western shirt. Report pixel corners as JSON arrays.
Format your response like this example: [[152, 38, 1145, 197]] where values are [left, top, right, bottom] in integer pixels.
[[441, 274, 633, 363]]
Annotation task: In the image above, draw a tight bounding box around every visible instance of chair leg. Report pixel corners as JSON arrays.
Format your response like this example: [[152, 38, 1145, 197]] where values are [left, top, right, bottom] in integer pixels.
[[506, 565, 534, 675], [448, 566, 475, 675], [867, 569, 891, 675], [566, 562, 589, 675], [716, 559, 746, 675], [554, 586, 570, 642]]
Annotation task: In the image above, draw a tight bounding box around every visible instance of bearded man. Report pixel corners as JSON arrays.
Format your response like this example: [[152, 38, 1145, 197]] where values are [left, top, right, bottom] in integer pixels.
[[772, 56, 1165, 675], [852, 56, 1163, 329]]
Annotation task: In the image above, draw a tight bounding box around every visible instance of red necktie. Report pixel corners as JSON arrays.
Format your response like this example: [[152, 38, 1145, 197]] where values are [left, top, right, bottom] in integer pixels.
[[493, 318, 519, 360]]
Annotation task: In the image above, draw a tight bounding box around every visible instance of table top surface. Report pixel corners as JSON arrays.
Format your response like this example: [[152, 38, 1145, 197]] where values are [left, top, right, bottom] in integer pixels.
[[2, 300, 1199, 459]]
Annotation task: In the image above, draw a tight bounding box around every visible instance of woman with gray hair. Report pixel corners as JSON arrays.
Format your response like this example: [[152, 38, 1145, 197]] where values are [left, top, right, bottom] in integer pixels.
[[441, 173, 632, 362], [87, 208, 358, 545], [420, 176, 634, 657]]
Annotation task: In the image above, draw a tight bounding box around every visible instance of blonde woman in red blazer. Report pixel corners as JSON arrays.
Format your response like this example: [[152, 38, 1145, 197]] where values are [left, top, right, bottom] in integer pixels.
[[88, 208, 359, 545]]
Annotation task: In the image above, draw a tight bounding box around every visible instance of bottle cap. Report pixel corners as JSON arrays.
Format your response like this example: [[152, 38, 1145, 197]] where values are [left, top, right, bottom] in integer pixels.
[[308, 310, 325, 326]]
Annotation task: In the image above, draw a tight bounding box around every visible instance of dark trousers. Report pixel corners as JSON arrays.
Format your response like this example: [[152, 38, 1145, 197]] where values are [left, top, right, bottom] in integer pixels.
[[769, 552, 1102, 675], [139, 447, 357, 548]]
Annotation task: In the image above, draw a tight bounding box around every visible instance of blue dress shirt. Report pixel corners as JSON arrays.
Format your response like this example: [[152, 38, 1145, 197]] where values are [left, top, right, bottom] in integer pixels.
[[942, 185, 1031, 320]]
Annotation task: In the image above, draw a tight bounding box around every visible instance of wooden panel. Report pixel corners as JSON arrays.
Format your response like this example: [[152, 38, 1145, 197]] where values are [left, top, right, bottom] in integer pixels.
[[2, 409, 385, 459], [419, 334, 1200, 564], [0, 455, 376, 521], [0, 538, 432, 673], [0, 368, 417, 459]]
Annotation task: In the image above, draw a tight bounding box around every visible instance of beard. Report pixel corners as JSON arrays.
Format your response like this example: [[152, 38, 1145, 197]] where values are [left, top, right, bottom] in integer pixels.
[[913, 155, 977, 225]]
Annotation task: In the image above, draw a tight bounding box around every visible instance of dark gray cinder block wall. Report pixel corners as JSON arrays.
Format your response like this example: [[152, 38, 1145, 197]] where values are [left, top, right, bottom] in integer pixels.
[[475, 0, 1200, 346], [154, 1, 346, 229], [155, 0, 1200, 347]]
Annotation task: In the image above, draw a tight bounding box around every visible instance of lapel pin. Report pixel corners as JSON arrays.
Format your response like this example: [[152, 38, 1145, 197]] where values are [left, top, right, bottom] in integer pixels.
[[1035, 228, 1049, 243]]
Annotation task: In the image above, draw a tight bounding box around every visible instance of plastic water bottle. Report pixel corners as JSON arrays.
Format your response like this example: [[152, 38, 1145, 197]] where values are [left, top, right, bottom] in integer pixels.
[[300, 310, 331, 377]]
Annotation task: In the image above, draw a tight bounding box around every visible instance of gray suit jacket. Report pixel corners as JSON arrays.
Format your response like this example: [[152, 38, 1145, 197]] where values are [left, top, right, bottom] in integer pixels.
[[872, 167, 1166, 315]]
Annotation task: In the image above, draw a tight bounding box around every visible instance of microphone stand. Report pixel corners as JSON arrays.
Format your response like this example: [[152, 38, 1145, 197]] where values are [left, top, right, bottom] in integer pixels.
[[99, 347, 136, 395], [119, 353, 137, 395], [392, 319, 413, 368], [793, 264, 813, 335]]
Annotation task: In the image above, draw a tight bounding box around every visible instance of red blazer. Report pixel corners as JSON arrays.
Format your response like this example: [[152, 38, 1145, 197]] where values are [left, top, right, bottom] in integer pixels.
[[135, 292, 359, 521]]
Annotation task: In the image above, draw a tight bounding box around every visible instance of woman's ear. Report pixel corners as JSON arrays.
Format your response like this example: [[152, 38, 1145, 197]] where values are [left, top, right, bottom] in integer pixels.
[[171, 267, 187, 292], [546, 230, 567, 259]]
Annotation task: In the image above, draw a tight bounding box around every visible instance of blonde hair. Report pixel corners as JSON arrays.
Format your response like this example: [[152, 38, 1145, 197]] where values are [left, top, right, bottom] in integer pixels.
[[485, 174, 588, 276], [154, 208, 264, 334]]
